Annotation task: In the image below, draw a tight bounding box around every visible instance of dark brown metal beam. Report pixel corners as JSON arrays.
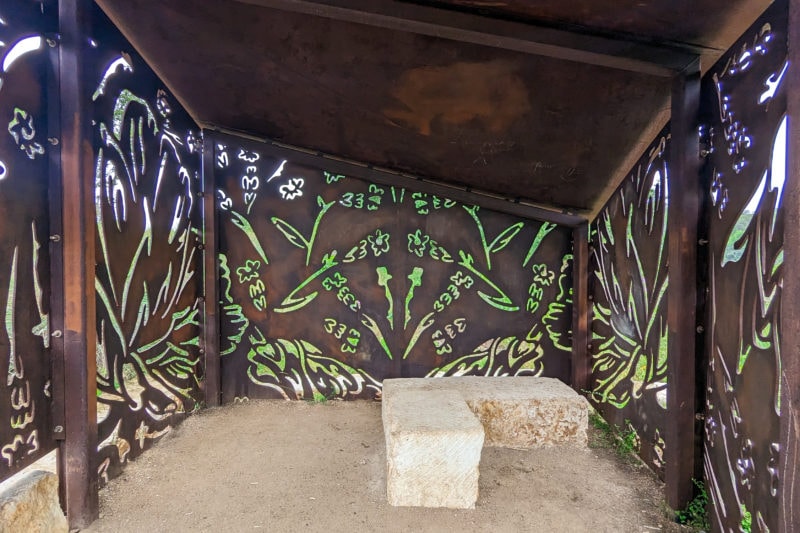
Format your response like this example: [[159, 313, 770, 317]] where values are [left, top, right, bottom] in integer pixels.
[[780, 0, 800, 529], [233, 0, 701, 76], [665, 62, 702, 510], [58, 0, 99, 526], [570, 222, 590, 393], [202, 134, 221, 407], [207, 128, 585, 226], [45, 18, 68, 508]]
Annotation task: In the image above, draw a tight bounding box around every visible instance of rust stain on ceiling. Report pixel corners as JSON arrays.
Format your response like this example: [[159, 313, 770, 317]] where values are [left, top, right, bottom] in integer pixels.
[[384, 60, 531, 136]]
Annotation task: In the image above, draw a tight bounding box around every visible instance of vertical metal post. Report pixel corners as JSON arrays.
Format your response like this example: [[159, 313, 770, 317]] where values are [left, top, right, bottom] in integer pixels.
[[58, 0, 98, 527], [202, 133, 221, 407], [571, 222, 590, 393], [665, 61, 702, 510], [779, 0, 800, 528], [45, 14, 67, 510]]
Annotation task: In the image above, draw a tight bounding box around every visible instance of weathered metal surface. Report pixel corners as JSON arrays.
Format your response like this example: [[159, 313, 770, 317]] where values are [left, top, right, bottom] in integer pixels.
[[701, 1, 789, 530], [424, 0, 769, 51], [235, 0, 700, 76], [95, 0, 671, 214], [92, 0, 775, 218], [59, 0, 99, 528], [665, 63, 703, 511], [202, 134, 221, 408], [213, 132, 574, 401], [780, 1, 800, 530], [207, 130, 585, 227], [570, 223, 589, 393], [589, 127, 670, 479], [0, 0, 58, 483], [59, 0, 99, 526], [91, 5, 204, 485]]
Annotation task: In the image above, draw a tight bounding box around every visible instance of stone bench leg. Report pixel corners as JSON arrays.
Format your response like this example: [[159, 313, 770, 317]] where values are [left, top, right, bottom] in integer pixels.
[[383, 389, 484, 509], [0, 470, 67, 533]]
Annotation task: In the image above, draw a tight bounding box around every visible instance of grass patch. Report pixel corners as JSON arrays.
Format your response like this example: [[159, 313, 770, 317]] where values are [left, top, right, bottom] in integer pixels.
[[740, 504, 752, 533], [675, 479, 710, 531], [588, 411, 641, 462], [307, 391, 337, 404]]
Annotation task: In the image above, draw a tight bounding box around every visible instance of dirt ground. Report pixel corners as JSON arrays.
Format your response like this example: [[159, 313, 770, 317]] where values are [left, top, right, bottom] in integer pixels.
[[84, 400, 685, 533]]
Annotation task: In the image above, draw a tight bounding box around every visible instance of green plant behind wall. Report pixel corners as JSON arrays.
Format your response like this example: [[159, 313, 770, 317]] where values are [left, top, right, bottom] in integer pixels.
[[588, 411, 641, 461], [675, 479, 710, 531]]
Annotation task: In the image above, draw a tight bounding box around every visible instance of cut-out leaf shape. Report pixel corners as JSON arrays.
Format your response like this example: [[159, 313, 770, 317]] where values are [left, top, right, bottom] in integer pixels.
[[427, 336, 544, 378], [273, 251, 338, 314], [246, 335, 380, 399], [274, 291, 318, 314], [271, 217, 308, 250], [722, 174, 764, 266], [477, 290, 519, 312], [230, 210, 269, 265], [488, 222, 524, 254]]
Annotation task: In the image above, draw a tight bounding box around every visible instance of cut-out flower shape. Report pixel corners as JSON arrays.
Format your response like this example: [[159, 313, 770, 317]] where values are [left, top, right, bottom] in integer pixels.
[[710, 171, 729, 215], [236, 259, 261, 283], [186, 130, 202, 154], [8, 108, 44, 160], [237, 148, 260, 163], [322, 272, 347, 291], [407, 229, 429, 257], [449, 271, 473, 289], [736, 440, 755, 490], [156, 89, 172, 118], [532, 263, 554, 286], [279, 177, 304, 200], [368, 229, 390, 256]]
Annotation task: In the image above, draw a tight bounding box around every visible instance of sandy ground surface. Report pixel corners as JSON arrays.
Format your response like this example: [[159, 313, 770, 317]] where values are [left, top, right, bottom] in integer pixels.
[[84, 400, 684, 533]]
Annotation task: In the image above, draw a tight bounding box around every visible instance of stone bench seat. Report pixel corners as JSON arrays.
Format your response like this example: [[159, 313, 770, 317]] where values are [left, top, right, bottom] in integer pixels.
[[382, 376, 589, 509]]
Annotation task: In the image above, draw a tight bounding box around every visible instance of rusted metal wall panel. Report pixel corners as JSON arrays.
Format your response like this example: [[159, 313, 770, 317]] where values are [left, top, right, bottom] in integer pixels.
[[0, 0, 58, 483], [780, 0, 800, 530], [701, 1, 789, 530], [213, 133, 574, 401], [589, 127, 670, 478], [91, 5, 204, 485]]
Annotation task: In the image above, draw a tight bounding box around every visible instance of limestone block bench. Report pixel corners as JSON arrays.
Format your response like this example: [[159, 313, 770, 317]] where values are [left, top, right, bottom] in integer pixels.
[[382, 376, 589, 509]]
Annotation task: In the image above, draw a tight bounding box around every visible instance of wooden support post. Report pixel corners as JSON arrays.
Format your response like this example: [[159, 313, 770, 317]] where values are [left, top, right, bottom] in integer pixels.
[[779, 0, 800, 528], [665, 63, 702, 510], [57, 0, 99, 527], [571, 222, 590, 393], [202, 133, 221, 407]]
